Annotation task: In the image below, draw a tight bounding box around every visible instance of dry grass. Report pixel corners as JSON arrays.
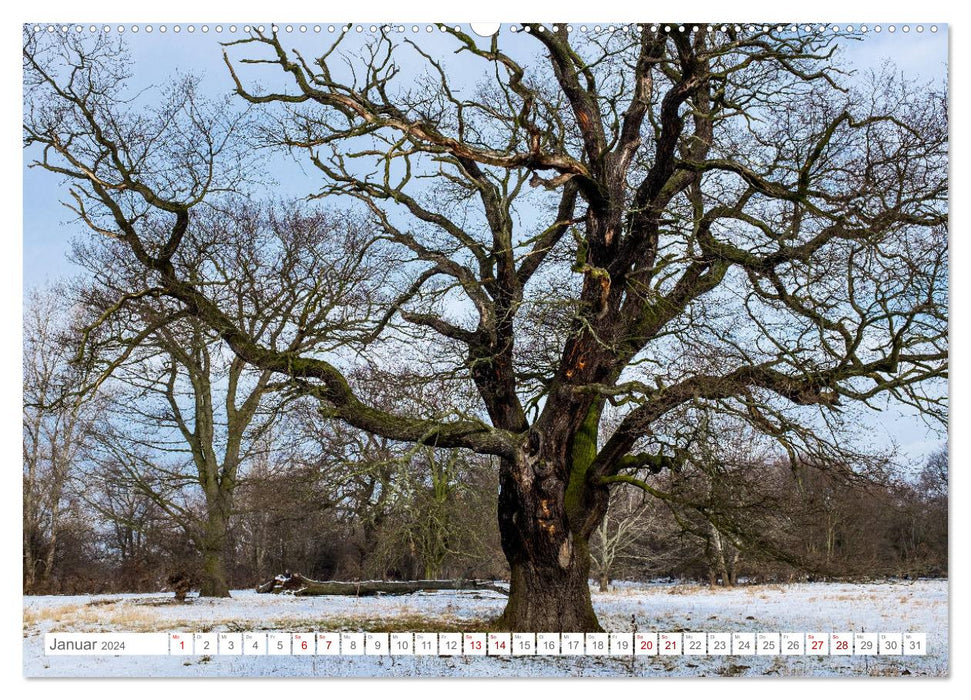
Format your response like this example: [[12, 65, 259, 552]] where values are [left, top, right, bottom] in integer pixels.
[[715, 662, 751, 676], [658, 583, 795, 596], [830, 592, 885, 603], [23, 603, 84, 626], [665, 584, 709, 596], [867, 661, 915, 677], [743, 584, 789, 594], [24, 597, 494, 636], [24, 601, 171, 633], [256, 613, 492, 634], [25, 604, 489, 635]]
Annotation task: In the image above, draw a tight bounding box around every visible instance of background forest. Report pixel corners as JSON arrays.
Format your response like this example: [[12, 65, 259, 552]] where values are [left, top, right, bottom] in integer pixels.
[[24, 286, 947, 595]]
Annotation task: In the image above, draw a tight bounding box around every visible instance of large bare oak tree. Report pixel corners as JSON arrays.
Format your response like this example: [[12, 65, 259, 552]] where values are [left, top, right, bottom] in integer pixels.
[[24, 24, 946, 630]]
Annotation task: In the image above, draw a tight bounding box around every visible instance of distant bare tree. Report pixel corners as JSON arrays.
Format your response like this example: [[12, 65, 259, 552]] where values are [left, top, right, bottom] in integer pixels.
[[911, 445, 947, 573], [22, 288, 100, 593], [71, 201, 382, 596], [919, 445, 947, 503], [590, 489, 651, 591]]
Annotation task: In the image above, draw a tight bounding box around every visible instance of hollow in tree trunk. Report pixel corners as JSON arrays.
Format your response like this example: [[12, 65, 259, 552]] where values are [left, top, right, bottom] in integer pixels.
[[493, 408, 608, 632]]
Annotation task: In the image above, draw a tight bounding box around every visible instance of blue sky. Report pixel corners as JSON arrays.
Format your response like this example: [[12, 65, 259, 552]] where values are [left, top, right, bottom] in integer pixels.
[[23, 24, 949, 286], [21, 24, 949, 465]]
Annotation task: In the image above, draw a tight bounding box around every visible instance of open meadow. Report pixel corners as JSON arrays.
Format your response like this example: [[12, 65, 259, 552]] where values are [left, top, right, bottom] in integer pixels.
[[23, 579, 947, 678]]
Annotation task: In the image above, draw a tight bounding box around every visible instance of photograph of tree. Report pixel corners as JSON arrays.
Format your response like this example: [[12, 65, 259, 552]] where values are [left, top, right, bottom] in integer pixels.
[[22, 22, 947, 677]]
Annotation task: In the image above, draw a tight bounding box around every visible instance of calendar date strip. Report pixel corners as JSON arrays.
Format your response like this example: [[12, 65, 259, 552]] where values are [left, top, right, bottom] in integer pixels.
[[44, 631, 926, 656]]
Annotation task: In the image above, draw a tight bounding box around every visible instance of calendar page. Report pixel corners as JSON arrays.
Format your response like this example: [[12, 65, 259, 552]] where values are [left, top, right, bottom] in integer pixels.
[[21, 15, 948, 680]]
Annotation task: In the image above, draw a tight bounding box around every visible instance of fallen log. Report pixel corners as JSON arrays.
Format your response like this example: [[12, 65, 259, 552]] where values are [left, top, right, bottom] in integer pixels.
[[256, 572, 509, 597]]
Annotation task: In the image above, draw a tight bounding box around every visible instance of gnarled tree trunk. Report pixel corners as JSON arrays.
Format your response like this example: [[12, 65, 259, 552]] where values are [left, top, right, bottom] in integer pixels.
[[498, 554, 600, 632], [494, 406, 609, 632]]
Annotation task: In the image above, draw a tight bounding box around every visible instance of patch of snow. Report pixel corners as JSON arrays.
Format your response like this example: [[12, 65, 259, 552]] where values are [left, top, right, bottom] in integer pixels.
[[22, 580, 947, 677]]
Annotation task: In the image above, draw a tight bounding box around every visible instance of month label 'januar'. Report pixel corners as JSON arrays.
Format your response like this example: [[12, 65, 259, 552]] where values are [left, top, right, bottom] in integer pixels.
[[45, 633, 168, 655]]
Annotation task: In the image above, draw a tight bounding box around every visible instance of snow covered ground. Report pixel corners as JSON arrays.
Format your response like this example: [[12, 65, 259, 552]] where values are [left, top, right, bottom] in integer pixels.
[[23, 579, 947, 677]]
